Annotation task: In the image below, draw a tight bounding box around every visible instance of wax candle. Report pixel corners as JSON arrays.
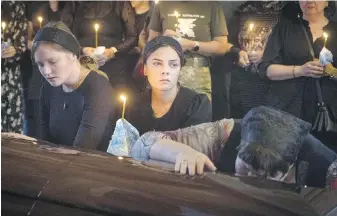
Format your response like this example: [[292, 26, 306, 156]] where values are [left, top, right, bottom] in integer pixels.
[[38, 16, 43, 28], [94, 23, 99, 48], [120, 94, 127, 119]]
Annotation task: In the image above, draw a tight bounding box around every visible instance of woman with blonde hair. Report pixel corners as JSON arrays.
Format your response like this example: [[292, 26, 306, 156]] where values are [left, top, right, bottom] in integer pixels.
[[33, 21, 116, 151]]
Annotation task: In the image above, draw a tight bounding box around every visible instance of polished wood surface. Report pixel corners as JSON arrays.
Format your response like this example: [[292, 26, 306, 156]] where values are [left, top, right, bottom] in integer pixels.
[[2, 135, 320, 216]]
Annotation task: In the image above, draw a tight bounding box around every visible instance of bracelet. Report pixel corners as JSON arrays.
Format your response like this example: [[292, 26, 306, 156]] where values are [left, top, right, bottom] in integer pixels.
[[292, 65, 296, 78]]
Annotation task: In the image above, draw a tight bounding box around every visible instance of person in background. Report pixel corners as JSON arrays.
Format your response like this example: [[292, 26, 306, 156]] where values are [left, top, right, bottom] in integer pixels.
[[1, 1, 27, 133], [129, 0, 153, 93], [127, 36, 212, 135], [33, 21, 116, 151], [61, 1, 138, 91], [131, 106, 337, 188], [259, 1, 337, 152], [148, 1, 229, 101], [23, 0, 66, 137], [224, 1, 287, 119]]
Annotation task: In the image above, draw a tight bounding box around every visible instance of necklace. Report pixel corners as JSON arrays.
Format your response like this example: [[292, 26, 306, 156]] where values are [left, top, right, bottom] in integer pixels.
[[62, 69, 89, 110]]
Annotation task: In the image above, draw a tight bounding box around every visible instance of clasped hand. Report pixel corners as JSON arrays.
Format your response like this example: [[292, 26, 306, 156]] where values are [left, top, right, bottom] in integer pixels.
[[82, 47, 116, 67], [1, 45, 16, 58], [238, 50, 263, 68]]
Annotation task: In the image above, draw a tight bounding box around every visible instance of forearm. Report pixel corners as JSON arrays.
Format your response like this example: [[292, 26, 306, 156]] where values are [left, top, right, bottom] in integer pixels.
[[266, 64, 301, 80], [149, 139, 193, 163], [196, 40, 229, 56]]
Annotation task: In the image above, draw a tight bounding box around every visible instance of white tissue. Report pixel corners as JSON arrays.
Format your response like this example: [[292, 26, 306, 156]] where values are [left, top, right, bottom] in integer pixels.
[[93, 46, 105, 56], [319, 47, 334, 66], [107, 119, 140, 157]]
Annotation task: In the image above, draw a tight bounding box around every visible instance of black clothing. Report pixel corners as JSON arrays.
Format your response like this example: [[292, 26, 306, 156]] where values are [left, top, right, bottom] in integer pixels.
[[39, 72, 116, 151], [62, 1, 138, 88], [128, 87, 212, 135], [259, 17, 337, 150]]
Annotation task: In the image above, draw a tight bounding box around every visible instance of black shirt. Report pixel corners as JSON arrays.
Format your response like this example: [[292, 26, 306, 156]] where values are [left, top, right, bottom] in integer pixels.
[[39, 72, 116, 151], [128, 87, 212, 135], [259, 17, 337, 122]]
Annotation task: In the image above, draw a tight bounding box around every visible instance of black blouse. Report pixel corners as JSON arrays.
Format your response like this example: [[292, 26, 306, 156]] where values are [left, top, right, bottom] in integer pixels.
[[259, 16, 337, 122], [127, 87, 212, 135], [39, 72, 116, 151], [61, 1, 137, 54]]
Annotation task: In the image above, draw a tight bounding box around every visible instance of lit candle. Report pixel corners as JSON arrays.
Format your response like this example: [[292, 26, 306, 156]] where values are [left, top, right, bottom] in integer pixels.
[[323, 32, 328, 47], [249, 23, 254, 32], [38, 16, 43, 28], [94, 23, 99, 48], [120, 94, 127, 119], [1, 22, 6, 43], [154, 0, 159, 4], [2, 21, 6, 31]]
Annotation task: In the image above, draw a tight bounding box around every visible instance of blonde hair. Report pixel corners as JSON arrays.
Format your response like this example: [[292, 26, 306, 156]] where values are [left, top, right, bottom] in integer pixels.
[[32, 21, 109, 81]]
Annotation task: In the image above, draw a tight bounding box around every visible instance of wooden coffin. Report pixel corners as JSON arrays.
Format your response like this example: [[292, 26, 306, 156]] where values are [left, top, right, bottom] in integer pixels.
[[1, 134, 324, 216]]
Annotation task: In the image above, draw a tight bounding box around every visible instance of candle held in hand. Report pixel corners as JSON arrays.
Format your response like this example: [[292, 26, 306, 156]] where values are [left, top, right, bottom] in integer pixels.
[[323, 32, 328, 47], [38, 16, 43, 28], [94, 23, 99, 48], [120, 94, 127, 119]]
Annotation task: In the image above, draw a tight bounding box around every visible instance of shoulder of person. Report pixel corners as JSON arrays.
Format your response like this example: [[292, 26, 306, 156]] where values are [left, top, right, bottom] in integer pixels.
[[177, 87, 210, 107]]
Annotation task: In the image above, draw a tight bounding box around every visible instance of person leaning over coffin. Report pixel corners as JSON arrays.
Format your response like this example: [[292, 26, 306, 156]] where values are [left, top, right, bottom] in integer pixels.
[[131, 106, 336, 188], [33, 21, 116, 151]]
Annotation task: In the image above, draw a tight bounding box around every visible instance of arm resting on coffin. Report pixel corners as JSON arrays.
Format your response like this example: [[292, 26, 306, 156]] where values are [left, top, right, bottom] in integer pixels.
[[131, 119, 234, 175]]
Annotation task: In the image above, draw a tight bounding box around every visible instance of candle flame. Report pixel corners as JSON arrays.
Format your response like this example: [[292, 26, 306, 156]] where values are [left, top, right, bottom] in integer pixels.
[[249, 23, 254, 31], [38, 16, 43, 23], [174, 11, 179, 18], [94, 23, 99, 31], [154, 0, 159, 4], [1, 22, 6, 30], [120, 95, 127, 103], [323, 32, 328, 40]]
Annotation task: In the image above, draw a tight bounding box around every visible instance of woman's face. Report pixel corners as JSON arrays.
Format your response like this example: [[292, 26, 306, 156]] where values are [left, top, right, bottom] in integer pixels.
[[34, 43, 76, 87], [299, 1, 327, 16], [144, 46, 181, 91]]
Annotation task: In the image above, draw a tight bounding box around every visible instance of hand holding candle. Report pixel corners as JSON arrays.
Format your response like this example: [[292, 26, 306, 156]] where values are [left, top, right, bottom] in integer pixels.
[[38, 16, 43, 28], [120, 94, 127, 119], [94, 23, 99, 48]]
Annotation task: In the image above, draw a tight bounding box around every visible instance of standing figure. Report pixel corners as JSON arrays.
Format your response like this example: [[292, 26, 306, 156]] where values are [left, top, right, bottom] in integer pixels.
[[1, 1, 27, 133]]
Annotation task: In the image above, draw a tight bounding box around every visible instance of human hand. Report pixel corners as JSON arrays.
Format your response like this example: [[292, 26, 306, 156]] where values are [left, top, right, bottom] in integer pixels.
[[238, 50, 250, 67], [175, 149, 217, 176], [247, 50, 263, 64], [298, 60, 324, 78], [82, 47, 95, 57], [95, 47, 116, 67], [1, 45, 16, 58]]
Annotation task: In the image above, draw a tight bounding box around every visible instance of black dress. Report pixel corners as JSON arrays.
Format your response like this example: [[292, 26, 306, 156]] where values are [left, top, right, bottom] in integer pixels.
[[39, 72, 116, 151], [61, 1, 138, 88], [1, 1, 27, 133], [259, 16, 337, 151], [24, 2, 64, 137], [128, 87, 212, 135]]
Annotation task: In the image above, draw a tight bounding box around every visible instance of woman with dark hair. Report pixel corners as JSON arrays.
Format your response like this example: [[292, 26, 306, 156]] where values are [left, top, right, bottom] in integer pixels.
[[33, 21, 116, 151], [259, 1, 337, 152], [61, 1, 138, 89], [131, 106, 336, 188], [127, 36, 212, 135], [1, 1, 27, 133]]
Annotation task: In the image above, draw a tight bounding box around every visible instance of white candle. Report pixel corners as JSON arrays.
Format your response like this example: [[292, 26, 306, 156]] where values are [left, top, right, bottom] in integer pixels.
[[323, 32, 328, 47], [120, 94, 127, 119], [38, 16, 43, 28], [94, 23, 99, 48]]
